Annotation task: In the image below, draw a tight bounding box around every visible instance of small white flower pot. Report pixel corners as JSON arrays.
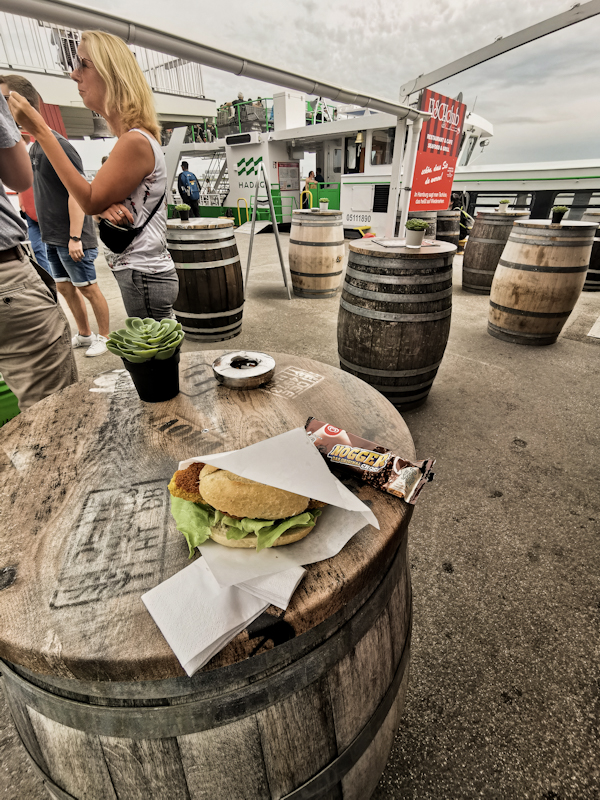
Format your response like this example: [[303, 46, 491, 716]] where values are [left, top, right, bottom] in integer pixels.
[[405, 228, 425, 248], [319, 202, 329, 213], [497, 205, 509, 213]]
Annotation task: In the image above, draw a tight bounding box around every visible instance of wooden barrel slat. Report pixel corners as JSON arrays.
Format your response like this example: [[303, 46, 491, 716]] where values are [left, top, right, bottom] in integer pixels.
[[462, 211, 530, 294], [167, 220, 244, 341], [337, 240, 455, 409], [436, 210, 460, 248], [581, 211, 600, 291], [406, 210, 437, 240], [2, 539, 411, 799], [289, 210, 346, 298], [0, 352, 415, 800], [488, 220, 596, 345]]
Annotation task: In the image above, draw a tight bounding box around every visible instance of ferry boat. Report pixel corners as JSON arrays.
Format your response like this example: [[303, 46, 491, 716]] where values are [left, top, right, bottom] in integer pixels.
[[168, 95, 600, 236], [165, 95, 497, 236]]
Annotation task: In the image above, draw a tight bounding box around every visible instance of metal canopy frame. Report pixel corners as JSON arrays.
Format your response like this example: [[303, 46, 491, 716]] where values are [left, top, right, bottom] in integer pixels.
[[5, 0, 426, 121], [399, 0, 600, 100]]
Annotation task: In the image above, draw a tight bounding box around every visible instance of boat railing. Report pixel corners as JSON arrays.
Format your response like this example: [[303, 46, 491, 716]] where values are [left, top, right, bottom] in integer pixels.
[[305, 100, 338, 125], [0, 12, 206, 99], [300, 182, 341, 210], [215, 98, 273, 137], [461, 189, 600, 221], [211, 97, 337, 138], [246, 182, 342, 222]]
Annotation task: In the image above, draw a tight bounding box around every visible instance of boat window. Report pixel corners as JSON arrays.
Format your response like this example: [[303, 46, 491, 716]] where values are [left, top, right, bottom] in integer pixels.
[[371, 128, 395, 166], [459, 135, 478, 166], [345, 133, 366, 174], [333, 148, 342, 174]]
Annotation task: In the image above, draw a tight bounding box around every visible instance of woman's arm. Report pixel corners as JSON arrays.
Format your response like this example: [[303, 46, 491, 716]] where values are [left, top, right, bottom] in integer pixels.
[[8, 92, 154, 215], [0, 137, 32, 192]]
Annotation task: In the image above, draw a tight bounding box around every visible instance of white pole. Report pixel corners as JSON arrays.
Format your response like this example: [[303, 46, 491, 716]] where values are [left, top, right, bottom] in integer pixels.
[[163, 126, 187, 204], [397, 118, 424, 237], [384, 117, 408, 238]]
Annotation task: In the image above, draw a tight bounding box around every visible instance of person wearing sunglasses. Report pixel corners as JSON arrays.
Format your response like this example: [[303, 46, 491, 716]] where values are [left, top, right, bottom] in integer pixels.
[[8, 30, 178, 323]]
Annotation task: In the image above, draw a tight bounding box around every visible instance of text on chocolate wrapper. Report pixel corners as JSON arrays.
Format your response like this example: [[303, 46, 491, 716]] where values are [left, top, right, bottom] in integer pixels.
[[327, 445, 390, 472]]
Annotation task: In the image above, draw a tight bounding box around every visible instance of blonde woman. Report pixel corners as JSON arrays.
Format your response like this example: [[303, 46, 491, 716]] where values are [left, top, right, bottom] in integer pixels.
[[8, 31, 178, 321]]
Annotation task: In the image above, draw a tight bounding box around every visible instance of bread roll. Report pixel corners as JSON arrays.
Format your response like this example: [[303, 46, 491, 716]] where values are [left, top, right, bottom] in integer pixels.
[[199, 468, 309, 520]]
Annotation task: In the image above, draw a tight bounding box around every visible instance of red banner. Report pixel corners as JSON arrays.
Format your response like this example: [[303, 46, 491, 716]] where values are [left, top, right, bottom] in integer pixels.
[[409, 89, 466, 212]]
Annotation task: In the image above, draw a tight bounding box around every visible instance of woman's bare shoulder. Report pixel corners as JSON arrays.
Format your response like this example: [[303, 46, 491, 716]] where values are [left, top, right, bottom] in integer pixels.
[[110, 129, 155, 165]]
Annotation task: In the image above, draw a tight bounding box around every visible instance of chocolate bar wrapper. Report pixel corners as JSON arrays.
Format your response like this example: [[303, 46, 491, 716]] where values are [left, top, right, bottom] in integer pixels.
[[305, 418, 435, 504]]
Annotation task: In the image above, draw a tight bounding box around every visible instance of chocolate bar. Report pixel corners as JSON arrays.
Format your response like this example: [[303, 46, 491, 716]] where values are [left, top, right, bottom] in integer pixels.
[[305, 418, 435, 504]]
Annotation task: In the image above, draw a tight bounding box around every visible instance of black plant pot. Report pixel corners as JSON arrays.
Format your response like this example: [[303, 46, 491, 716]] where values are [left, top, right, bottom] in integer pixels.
[[178, 210, 190, 221], [122, 351, 180, 403], [552, 211, 566, 224]]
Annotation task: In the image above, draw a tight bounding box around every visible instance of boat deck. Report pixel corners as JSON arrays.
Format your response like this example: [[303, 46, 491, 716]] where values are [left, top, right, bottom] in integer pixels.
[[2, 232, 599, 799]]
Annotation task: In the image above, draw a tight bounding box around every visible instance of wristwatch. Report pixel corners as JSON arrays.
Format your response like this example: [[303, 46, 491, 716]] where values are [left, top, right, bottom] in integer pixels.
[[69, 236, 81, 242]]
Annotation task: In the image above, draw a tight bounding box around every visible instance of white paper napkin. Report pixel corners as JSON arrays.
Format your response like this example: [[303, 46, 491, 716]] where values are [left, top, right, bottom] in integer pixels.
[[238, 565, 306, 608], [142, 558, 305, 676]]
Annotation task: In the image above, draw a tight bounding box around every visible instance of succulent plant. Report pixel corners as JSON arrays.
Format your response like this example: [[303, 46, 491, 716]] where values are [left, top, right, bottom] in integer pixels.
[[319, 197, 329, 203], [552, 205, 568, 213], [106, 318, 184, 363], [406, 218, 429, 231], [499, 199, 510, 204], [175, 203, 191, 211]]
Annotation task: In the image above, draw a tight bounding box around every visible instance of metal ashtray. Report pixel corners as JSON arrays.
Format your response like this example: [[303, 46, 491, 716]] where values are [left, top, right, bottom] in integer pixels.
[[212, 351, 276, 389]]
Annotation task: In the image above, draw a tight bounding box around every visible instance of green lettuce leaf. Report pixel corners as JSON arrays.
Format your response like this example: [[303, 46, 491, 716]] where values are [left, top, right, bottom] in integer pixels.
[[256, 510, 320, 552], [170, 496, 215, 557], [170, 497, 323, 555], [223, 516, 276, 538]]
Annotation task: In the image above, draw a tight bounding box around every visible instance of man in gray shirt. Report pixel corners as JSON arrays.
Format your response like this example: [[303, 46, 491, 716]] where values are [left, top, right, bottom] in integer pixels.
[[0, 93, 77, 411], [0, 74, 110, 357]]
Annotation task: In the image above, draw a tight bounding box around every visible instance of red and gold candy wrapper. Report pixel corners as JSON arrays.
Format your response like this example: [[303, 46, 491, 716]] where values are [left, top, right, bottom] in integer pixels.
[[305, 418, 435, 505]]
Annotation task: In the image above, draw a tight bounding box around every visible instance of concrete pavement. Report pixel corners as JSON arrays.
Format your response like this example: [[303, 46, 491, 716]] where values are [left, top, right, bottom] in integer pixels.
[[1, 231, 599, 799]]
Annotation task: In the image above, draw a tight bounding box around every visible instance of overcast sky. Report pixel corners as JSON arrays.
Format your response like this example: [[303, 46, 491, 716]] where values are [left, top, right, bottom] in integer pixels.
[[87, 0, 599, 165]]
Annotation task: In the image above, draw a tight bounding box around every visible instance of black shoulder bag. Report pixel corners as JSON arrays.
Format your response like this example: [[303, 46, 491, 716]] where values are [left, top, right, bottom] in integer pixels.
[[98, 191, 165, 254]]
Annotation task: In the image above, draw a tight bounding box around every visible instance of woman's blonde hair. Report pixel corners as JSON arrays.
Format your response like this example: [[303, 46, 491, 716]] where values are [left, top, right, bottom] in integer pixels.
[[81, 30, 161, 142]]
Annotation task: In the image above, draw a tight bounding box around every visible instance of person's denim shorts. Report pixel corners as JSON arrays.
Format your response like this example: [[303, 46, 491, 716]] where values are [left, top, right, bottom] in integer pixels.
[[46, 245, 98, 287]]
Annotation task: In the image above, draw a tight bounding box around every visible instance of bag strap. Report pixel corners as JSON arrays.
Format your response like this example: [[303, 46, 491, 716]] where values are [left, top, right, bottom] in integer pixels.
[[137, 191, 166, 232]]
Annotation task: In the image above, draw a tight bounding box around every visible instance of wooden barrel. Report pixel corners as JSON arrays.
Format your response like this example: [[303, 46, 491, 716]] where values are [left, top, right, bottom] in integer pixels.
[[338, 239, 456, 410], [0, 351, 415, 800], [167, 219, 244, 341], [406, 211, 437, 240], [436, 210, 460, 248], [289, 210, 346, 298], [488, 220, 596, 346], [462, 211, 530, 294], [581, 211, 600, 291]]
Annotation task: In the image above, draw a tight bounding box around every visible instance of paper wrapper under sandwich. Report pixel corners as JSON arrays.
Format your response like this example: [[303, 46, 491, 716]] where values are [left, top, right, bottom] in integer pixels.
[[305, 419, 435, 504]]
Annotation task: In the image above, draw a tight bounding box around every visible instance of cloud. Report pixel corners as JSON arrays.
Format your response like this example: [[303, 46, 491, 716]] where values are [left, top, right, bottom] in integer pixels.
[[92, 0, 597, 163]]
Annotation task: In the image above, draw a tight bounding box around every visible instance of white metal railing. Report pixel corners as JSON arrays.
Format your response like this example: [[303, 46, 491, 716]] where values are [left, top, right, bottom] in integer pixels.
[[0, 12, 205, 98]]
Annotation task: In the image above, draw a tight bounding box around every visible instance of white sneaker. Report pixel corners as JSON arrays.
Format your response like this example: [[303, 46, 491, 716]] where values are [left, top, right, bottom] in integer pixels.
[[72, 332, 96, 349], [85, 335, 108, 357]]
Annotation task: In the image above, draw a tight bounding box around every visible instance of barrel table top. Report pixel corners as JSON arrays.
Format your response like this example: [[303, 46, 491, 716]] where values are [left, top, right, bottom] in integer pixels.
[[292, 209, 342, 217], [512, 219, 597, 229], [0, 352, 415, 682], [349, 239, 456, 258], [474, 211, 530, 219], [167, 218, 234, 231]]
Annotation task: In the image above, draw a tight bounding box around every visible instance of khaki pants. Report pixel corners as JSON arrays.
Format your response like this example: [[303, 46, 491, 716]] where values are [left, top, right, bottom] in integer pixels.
[[0, 250, 78, 411]]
